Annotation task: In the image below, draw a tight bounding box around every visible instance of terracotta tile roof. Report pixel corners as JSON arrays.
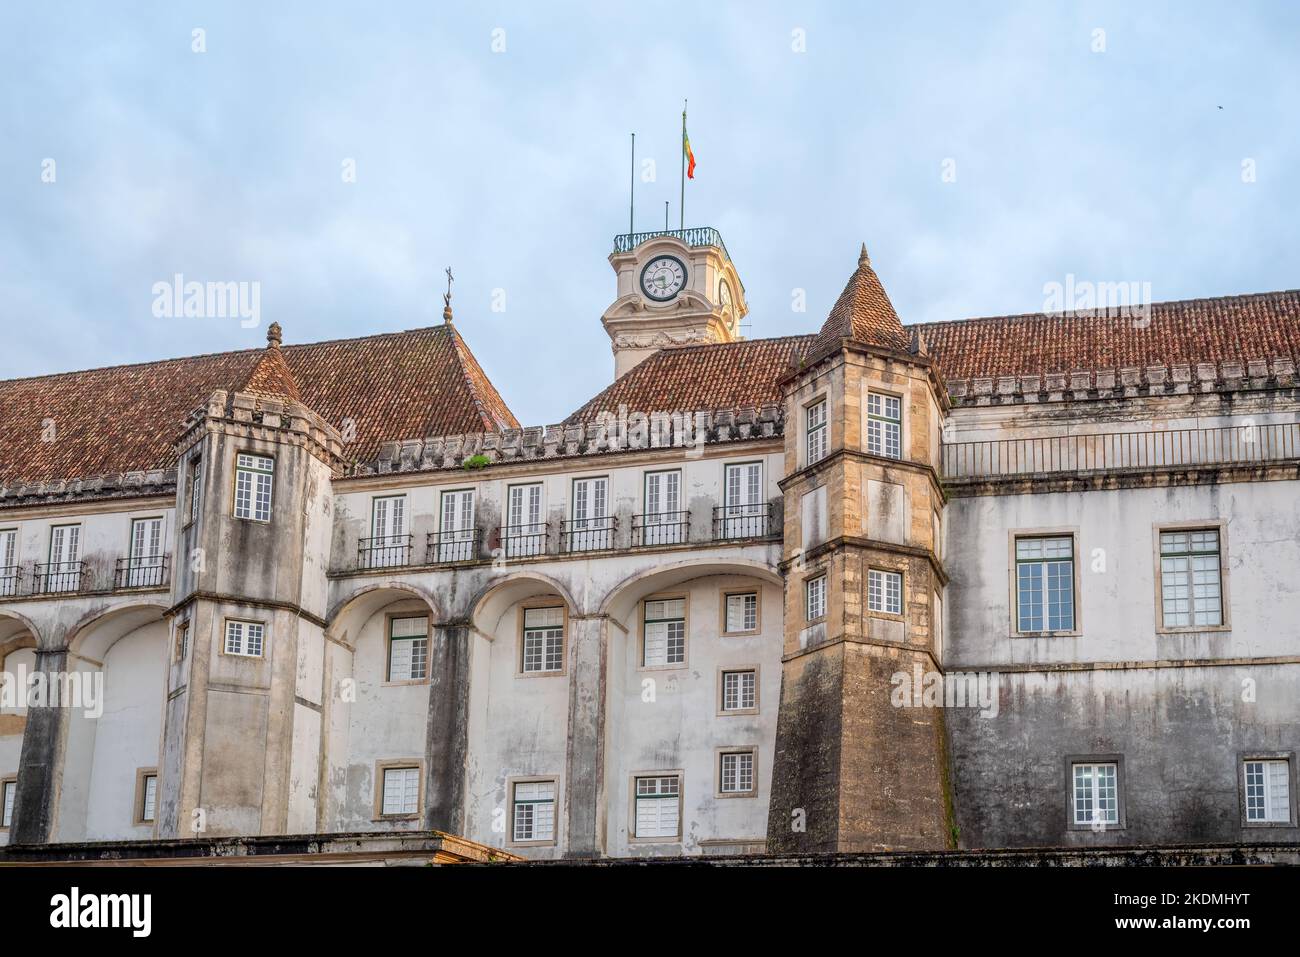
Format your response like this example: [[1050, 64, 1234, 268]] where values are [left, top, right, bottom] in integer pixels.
[[918, 289, 1300, 381], [804, 244, 912, 364], [240, 323, 302, 401], [0, 323, 518, 487], [566, 335, 813, 423]]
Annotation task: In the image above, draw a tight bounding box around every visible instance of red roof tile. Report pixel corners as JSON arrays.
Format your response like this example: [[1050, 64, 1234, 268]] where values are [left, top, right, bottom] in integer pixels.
[[918, 289, 1300, 381], [566, 336, 813, 423], [804, 244, 911, 364], [0, 323, 518, 486]]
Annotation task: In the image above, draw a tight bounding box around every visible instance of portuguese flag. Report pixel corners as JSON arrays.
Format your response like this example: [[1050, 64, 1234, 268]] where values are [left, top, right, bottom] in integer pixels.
[[683, 121, 696, 179]]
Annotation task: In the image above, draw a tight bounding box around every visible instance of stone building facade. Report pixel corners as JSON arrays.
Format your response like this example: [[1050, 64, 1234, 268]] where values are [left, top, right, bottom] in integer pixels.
[[1, 229, 1298, 857]]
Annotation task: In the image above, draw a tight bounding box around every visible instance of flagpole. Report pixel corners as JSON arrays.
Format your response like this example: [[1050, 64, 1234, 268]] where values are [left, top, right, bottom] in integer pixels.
[[679, 100, 686, 230], [629, 132, 636, 237]]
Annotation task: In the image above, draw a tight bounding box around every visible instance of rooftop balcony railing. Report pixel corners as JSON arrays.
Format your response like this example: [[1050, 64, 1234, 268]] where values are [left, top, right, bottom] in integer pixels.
[[562, 516, 617, 553], [712, 503, 776, 541], [33, 561, 84, 595], [632, 511, 691, 547], [114, 555, 169, 590], [942, 422, 1300, 481], [427, 529, 481, 565], [358, 535, 413, 570], [612, 226, 731, 262], [500, 522, 549, 559]]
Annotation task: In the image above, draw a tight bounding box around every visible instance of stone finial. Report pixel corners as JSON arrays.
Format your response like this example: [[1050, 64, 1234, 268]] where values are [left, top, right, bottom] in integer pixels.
[[267, 322, 283, 348], [858, 242, 870, 267]]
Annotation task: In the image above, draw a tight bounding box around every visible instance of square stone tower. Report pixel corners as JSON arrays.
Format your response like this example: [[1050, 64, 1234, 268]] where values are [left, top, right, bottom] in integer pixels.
[[766, 245, 954, 853]]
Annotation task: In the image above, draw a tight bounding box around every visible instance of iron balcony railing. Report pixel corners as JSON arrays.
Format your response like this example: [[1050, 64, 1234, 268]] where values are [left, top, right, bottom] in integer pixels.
[[33, 561, 84, 595], [612, 226, 730, 262], [942, 422, 1300, 480], [500, 523, 550, 559], [0, 565, 21, 598], [632, 511, 691, 547], [562, 516, 617, 553], [114, 555, 169, 590], [358, 535, 413, 570], [427, 529, 481, 565], [713, 503, 775, 541]]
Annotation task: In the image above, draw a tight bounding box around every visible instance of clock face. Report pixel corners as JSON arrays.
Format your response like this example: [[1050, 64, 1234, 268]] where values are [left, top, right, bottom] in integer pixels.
[[718, 279, 734, 329], [640, 256, 687, 302]]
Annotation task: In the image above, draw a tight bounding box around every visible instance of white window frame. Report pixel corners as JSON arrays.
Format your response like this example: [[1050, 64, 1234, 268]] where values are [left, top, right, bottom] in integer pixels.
[[642, 469, 685, 545], [719, 667, 759, 715], [386, 614, 429, 682], [1069, 759, 1122, 830], [1156, 525, 1228, 631], [631, 773, 682, 842], [1, 777, 15, 830], [505, 482, 546, 557], [187, 454, 202, 526], [1013, 533, 1077, 635], [806, 398, 828, 465], [519, 605, 566, 676], [1243, 757, 1293, 825], [223, 618, 265, 658], [720, 462, 766, 539], [126, 516, 165, 587], [367, 494, 409, 569], [867, 569, 903, 616], [134, 768, 158, 825], [509, 778, 558, 846], [805, 574, 827, 622], [717, 748, 758, 798], [722, 590, 760, 635], [641, 596, 687, 669], [376, 763, 422, 819], [233, 453, 274, 522], [0, 528, 18, 598], [866, 391, 902, 459], [46, 523, 82, 593], [438, 488, 477, 562]]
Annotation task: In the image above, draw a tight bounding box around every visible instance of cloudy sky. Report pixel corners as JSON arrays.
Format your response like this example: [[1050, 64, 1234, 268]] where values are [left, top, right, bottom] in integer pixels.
[[2, 1, 1297, 423]]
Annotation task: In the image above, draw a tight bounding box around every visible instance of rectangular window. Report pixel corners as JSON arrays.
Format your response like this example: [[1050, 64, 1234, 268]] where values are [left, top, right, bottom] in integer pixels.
[[367, 495, 408, 568], [139, 772, 158, 823], [1, 779, 15, 828], [511, 780, 557, 843], [569, 476, 611, 551], [175, 621, 189, 662], [46, 524, 82, 593], [721, 669, 757, 712], [1244, 759, 1291, 823], [806, 399, 828, 464], [719, 750, 756, 796], [521, 606, 565, 674], [0, 529, 17, 598], [1016, 535, 1075, 632], [380, 766, 421, 816], [642, 470, 684, 545], [867, 392, 902, 459], [127, 517, 165, 587], [438, 489, 476, 562], [387, 616, 429, 681], [642, 598, 686, 667], [806, 574, 827, 622], [506, 483, 545, 557], [234, 453, 274, 521], [223, 619, 265, 658], [188, 456, 202, 525], [724, 592, 759, 634], [1160, 529, 1223, 628], [634, 775, 681, 839], [721, 462, 765, 538], [1072, 762, 1119, 827], [867, 569, 903, 615]]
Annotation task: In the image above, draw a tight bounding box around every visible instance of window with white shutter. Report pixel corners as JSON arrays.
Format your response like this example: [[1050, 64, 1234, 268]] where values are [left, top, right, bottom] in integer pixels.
[[506, 483, 545, 557], [511, 780, 557, 843], [223, 619, 265, 658], [642, 598, 686, 667], [633, 775, 681, 840], [387, 616, 429, 681], [724, 592, 759, 634], [521, 606, 565, 674], [0, 529, 17, 598], [1244, 759, 1291, 823], [380, 766, 421, 816]]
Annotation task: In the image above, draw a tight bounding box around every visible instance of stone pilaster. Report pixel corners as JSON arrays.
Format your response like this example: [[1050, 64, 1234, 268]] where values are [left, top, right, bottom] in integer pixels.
[[563, 614, 608, 857], [423, 623, 471, 834]]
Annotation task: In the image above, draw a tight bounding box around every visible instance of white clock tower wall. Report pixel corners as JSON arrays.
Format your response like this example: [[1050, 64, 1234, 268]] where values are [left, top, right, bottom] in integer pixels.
[[600, 231, 748, 380]]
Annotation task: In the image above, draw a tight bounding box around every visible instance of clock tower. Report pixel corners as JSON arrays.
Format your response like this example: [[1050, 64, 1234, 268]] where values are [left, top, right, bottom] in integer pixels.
[[601, 227, 748, 379]]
